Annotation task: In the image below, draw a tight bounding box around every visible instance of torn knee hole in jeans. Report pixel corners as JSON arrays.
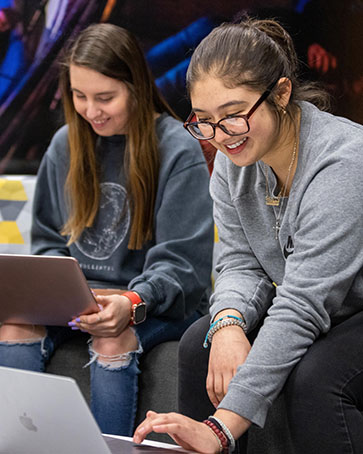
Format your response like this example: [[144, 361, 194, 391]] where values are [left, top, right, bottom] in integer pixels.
[[0, 336, 47, 357], [86, 342, 143, 369], [0, 324, 46, 345], [0, 336, 44, 345]]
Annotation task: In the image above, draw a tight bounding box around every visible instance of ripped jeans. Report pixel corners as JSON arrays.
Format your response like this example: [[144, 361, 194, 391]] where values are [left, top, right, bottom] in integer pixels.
[[0, 312, 200, 436]]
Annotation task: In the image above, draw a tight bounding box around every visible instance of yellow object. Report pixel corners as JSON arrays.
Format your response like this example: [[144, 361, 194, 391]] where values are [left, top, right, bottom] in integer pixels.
[[0, 221, 24, 244], [0, 180, 27, 201], [214, 224, 219, 243]]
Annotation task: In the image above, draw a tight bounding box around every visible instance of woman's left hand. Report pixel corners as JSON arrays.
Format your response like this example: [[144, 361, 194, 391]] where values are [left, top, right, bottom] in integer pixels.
[[133, 411, 220, 453], [91, 288, 126, 297], [69, 293, 132, 337]]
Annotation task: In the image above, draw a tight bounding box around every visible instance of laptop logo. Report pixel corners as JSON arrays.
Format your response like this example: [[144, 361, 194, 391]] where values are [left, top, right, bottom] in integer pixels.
[[19, 412, 38, 432]]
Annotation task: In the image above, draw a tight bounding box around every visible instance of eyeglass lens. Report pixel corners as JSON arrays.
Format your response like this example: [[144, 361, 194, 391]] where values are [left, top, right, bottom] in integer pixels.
[[188, 116, 249, 139]]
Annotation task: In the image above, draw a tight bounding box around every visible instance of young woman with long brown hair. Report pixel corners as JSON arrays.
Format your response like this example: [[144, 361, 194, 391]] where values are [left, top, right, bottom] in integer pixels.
[[0, 23, 214, 437]]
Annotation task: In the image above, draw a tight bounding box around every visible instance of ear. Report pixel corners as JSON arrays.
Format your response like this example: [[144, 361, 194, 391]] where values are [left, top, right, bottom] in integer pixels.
[[276, 77, 292, 109]]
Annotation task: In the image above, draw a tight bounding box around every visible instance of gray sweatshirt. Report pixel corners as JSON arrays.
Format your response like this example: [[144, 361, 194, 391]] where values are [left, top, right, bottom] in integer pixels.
[[31, 113, 214, 320], [210, 101, 363, 427]]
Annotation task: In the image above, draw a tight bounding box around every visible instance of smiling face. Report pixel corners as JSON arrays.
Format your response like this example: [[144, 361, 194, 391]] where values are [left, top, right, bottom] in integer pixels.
[[190, 75, 282, 168], [70, 64, 131, 136]]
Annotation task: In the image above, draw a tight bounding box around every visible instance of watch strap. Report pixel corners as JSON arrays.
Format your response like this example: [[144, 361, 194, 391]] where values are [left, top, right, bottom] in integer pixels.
[[123, 291, 144, 325], [123, 291, 142, 305]]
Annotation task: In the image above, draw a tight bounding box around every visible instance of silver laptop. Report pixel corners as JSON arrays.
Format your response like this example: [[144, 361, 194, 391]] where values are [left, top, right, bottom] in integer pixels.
[[0, 366, 189, 454], [0, 254, 99, 326]]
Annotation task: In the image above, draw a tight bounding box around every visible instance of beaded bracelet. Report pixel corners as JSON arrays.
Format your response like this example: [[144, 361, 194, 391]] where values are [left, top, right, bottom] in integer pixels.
[[204, 423, 223, 453], [203, 315, 247, 348], [208, 416, 236, 452], [206, 318, 246, 345], [203, 316, 225, 348], [203, 418, 229, 454]]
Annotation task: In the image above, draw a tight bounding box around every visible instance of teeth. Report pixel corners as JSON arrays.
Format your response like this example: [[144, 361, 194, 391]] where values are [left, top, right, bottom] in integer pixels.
[[226, 137, 247, 149], [93, 120, 107, 124]]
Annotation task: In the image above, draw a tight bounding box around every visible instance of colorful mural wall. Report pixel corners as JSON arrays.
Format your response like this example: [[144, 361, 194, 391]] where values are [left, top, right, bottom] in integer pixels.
[[0, 0, 362, 174]]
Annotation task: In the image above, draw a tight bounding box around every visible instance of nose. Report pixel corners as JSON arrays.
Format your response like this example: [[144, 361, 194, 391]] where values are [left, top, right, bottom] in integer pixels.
[[213, 125, 231, 143], [86, 102, 102, 120]]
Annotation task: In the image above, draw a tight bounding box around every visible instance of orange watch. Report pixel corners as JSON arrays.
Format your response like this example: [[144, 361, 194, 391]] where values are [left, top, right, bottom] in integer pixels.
[[123, 291, 147, 325]]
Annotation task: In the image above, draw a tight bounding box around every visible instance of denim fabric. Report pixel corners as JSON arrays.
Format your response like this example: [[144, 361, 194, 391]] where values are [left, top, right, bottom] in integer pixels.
[[0, 326, 75, 371], [89, 312, 200, 436], [0, 339, 47, 371], [90, 347, 142, 436], [178, 312, 363, 454], [0, 312, 200, 437]]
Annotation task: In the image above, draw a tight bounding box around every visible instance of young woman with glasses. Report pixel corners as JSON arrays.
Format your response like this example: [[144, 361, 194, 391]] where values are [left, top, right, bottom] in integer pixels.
[[0, 23, 214, 437], [134, 17, 363, 454]]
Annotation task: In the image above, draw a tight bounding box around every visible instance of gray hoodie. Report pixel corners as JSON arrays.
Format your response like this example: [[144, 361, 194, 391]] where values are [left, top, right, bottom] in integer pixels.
[[210, 101, 363, 427], [31, 113, 214, 320]]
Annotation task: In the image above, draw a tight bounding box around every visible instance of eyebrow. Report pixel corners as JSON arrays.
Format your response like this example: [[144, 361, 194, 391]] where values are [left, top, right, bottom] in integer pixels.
[[193, 100, 249, 113], [71, 88, 116, 96]]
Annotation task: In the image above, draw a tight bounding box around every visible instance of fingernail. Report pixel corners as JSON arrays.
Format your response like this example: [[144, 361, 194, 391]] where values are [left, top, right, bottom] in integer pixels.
[[75, 317, 81, 323], [71, 327, 79, 330], [68, 321, 76, 327], [97, 304, 103, 311]]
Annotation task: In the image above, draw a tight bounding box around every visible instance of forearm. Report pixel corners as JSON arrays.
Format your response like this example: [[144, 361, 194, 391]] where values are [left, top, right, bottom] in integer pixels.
[[214, 408, 251, 441], [213, 308, 244, 322]]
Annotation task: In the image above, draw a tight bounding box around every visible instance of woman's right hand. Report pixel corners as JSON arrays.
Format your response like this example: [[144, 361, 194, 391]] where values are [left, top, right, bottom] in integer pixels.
[[69, 293, 132, 337], [134, 411, 221, 453], [207, 314, 251, 408]]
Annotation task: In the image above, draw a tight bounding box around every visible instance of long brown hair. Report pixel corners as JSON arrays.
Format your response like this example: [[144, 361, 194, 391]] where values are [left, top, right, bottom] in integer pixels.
[[60, 23, 175, 249], [186, 17, 330, 129]]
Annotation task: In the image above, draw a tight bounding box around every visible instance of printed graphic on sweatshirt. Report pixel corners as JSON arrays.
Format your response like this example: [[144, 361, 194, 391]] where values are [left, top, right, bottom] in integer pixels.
[[283, 235, 295, 259], [76, 182, 130, 260]]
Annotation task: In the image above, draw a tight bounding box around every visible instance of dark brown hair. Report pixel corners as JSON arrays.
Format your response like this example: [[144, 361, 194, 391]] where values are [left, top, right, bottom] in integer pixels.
[[186, 17, 330, 123], [59, 23, 175, 249]]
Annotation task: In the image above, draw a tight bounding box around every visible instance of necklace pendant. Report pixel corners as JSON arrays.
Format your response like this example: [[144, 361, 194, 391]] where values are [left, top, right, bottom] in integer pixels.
[[265, 195, 280, 206], [273, 220, 281, 240]]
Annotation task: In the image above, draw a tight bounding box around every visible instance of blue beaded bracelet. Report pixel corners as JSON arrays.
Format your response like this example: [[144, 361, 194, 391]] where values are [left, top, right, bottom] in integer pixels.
[[203, 315, 247, 348]]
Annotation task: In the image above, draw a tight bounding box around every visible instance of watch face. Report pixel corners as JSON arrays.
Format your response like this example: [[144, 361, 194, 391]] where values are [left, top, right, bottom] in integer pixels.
[[133, 302, 146, 324]]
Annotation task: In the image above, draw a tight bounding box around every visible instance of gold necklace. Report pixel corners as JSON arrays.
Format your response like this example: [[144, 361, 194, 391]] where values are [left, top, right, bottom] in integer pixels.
[[265, 183, 283, 206], [264, 140, 297, 207]]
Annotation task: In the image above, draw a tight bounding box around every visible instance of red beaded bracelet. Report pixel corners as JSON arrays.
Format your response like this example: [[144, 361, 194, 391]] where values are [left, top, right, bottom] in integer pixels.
[[203, 419, 229, 454]]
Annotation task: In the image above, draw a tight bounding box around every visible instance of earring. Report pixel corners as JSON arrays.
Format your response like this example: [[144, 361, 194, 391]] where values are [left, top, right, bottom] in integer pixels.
[[281, 106, 287, 115]]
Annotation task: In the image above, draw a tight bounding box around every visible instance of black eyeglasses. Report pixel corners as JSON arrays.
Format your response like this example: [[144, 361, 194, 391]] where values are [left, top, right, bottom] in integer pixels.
[[184, 80, 278, 140]]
